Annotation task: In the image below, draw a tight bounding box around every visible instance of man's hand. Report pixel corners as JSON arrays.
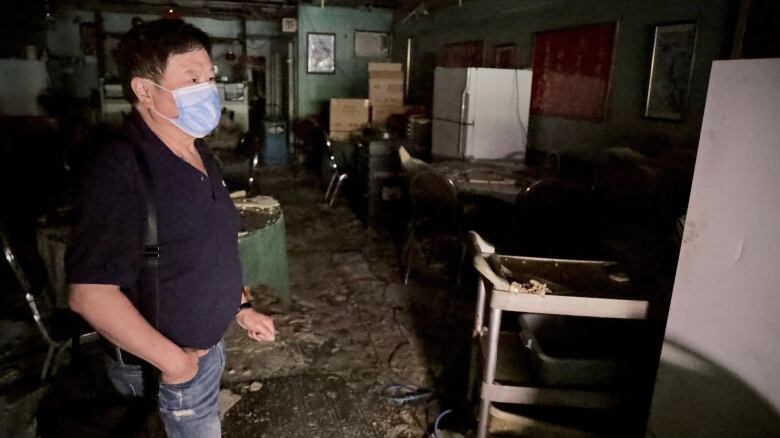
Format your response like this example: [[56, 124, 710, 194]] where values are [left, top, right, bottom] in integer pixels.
[[159, 349, 205, 385], [236, 308, 275, 342]]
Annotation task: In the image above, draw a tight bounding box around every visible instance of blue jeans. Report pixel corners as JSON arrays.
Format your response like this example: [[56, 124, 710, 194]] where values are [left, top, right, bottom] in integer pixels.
[[105, 341, 225, 438]]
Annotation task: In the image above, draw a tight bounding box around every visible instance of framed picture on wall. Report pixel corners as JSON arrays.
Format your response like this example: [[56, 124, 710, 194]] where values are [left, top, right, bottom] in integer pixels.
[[79, 22, 97, 56], [494, 44, 515, 68], [441, 41, 484, 67], [307, 33, 336, 74], [644, 22, 697, 120], [354, 30, 390, 58], [101, 33, 122, 79]]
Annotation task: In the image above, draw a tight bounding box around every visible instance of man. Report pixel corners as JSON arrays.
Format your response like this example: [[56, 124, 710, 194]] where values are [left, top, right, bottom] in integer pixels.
[[66, 19, 274, 437]]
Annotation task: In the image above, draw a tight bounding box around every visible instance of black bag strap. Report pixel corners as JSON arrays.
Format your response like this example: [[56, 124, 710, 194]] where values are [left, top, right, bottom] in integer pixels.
[[131, 144, 160, 329], [130, 143, 162, 404]]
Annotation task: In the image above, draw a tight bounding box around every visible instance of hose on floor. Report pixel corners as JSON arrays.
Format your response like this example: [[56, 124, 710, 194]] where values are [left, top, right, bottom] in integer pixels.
[[381, 384, 432, 405], [432, 409, 453, 438]]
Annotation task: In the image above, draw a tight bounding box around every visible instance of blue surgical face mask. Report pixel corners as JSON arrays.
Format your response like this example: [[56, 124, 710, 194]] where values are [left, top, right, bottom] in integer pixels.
[[147, 80, 221, 138]]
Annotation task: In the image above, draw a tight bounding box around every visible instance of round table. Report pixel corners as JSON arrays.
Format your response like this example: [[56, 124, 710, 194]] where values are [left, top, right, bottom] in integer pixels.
[[235, 196, 290, 307]]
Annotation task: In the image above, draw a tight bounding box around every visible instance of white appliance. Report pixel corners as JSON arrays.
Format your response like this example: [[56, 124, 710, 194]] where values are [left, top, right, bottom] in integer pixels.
[[432, 67, 532, 160]]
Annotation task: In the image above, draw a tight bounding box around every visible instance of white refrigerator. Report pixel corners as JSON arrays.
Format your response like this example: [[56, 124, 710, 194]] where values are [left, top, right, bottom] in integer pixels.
[[432, 67, 533, 160]]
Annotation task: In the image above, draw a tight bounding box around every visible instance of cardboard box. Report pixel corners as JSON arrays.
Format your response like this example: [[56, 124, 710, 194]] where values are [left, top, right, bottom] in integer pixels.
[[329, 98, 369, 133], [330, 130, 359, 141], [369, 71, 404, 105], [368, 62, 402, 72], [371, 104, 408, 125]]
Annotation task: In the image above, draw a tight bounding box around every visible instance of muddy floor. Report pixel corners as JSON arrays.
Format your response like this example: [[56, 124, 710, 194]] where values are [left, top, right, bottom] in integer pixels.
[[1, 166, 476, 437], [2, 165, 671, 437]]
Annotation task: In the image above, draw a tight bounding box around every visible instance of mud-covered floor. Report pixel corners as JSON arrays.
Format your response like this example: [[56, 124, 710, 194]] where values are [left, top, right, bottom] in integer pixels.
[[1, 167, 476, 437], [2, 165, 674, 437]]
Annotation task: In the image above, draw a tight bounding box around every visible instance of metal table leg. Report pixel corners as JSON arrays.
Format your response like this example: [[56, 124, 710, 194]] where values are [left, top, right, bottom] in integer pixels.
[[477, 305, 502, 438]]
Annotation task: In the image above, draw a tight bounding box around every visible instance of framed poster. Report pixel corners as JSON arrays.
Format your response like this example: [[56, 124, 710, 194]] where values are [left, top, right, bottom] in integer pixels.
[[644, 22, 697, 120], [354, 30, 390, 58], [494, 44, 515, 68], [80, 22, 97, 56], [101, 33, 122, 79], [307, 33, 336, 74], [531, 23, 617, 120], [441, 41, 484, 67]]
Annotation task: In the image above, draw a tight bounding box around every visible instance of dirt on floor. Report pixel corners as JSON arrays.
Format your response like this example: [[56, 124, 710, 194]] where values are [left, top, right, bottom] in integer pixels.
[[219, 167, 475, 437], [1, 166, 476, 437]]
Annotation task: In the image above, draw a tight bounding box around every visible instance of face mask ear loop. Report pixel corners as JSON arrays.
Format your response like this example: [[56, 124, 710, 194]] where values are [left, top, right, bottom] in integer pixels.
[[144, 79, 176, 121], [150, 106, 172, 121], [143, 79, 172, 93]]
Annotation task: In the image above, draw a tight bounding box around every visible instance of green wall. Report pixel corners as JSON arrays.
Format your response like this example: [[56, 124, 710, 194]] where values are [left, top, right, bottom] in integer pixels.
[[297, 5, 394, 118], [395, 0, 737, 160]]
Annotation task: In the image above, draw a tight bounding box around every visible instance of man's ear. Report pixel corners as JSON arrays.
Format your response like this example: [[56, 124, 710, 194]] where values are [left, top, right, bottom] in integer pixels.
[[130, 77, 153, 105]]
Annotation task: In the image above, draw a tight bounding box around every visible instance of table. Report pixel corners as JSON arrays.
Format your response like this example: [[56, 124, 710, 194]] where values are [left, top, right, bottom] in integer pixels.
[[235, 196, 290, 307], [428, 159, 550, 204], [37, 195, 290, 309]]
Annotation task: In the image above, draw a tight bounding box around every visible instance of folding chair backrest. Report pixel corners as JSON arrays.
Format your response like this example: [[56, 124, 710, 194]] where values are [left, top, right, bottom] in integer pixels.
[[520, 178, 565, 215], [326, 138, 354, 172], [408, 169, 459, 225]]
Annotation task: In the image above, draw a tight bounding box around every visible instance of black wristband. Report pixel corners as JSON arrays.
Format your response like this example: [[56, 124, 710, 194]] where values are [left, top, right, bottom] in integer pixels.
[[237, 301, 253, 314]]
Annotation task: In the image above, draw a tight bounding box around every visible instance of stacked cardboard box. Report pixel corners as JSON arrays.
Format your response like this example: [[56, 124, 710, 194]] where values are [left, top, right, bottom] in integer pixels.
[[329, 98, 370, 141], [371, 104, 408, 126], [328, 64, 406, 138], [368, 63, 406, 126]]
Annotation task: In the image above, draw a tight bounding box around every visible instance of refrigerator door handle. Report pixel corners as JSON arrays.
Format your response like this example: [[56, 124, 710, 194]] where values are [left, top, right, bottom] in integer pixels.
[[457, 68, 472, 159], [458, 92, 470, 159], [431, 117, 473, 124]]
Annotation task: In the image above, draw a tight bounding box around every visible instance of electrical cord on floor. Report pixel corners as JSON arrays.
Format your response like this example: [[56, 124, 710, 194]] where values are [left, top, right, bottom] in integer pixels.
[[432, 409, 453, 438], [381, 384, 433, 406]]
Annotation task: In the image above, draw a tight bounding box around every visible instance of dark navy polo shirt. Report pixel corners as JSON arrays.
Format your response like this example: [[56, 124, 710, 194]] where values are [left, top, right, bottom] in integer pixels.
[[66, 110, 242, 349]]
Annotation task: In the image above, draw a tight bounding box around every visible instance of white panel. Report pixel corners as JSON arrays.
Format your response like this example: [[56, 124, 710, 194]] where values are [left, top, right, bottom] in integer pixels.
[[647, 59, 780, 437], [432, 67, 467, 158], [464, 68, 532, 160]]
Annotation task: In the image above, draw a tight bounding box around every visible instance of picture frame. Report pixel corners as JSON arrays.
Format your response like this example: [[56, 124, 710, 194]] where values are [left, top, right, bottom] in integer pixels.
[[79, 22, 97, 56], [644, 22, 697, 120], [307, 32, 336, 74], [354, 30, 390, 58], [494, 44, 515, 68], [441, 40, 484, 68]]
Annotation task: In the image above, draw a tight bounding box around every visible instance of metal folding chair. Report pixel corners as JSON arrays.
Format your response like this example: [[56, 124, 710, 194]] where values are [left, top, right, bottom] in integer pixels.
[[213, 132, 262, 195], [403, 169, 467, 287], [1, 222, 96, 380], [324, 136, 351, 207]]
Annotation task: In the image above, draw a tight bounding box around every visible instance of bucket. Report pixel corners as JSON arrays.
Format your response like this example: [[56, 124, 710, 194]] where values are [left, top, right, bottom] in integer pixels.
[[262, 119, 287, 165]]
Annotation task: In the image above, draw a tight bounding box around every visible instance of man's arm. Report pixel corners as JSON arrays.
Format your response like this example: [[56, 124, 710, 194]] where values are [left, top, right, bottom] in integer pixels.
[[69, 283, 201, 383]]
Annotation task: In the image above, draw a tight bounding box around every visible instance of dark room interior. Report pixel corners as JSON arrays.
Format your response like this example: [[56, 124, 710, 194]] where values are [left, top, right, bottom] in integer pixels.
[[1, 1, 779, 437]]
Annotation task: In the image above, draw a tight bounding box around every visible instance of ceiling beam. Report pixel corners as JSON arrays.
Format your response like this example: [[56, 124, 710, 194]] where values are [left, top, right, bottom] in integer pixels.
[[58, 0, 297, 20]]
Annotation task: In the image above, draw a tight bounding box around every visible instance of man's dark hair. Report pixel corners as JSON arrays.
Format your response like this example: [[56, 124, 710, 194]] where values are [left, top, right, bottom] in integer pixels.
[[117, 19, 212, 103]]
